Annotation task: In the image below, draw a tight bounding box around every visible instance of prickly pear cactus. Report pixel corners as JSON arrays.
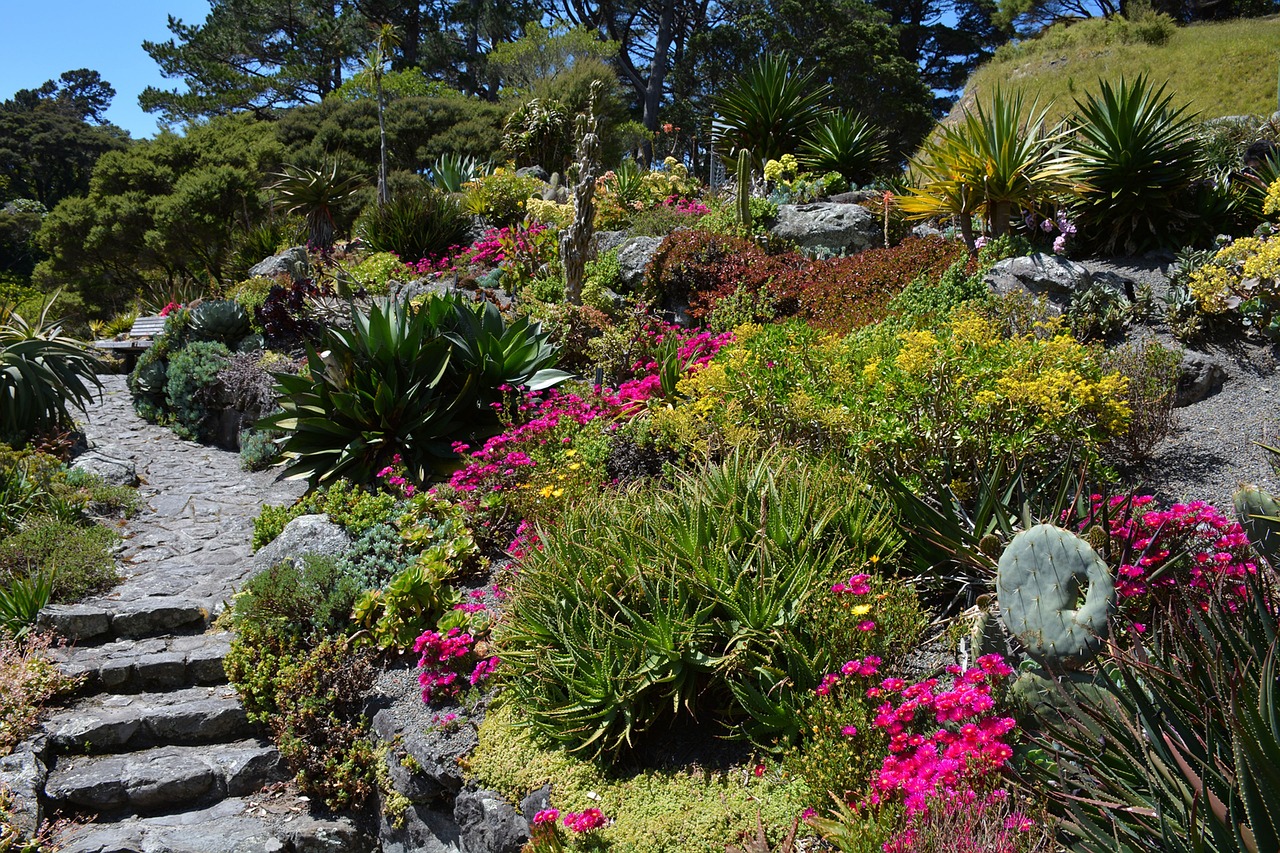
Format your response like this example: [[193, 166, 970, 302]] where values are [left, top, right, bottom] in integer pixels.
[[998, 523, 1114, 668], [1234, 485, 1280, 568]]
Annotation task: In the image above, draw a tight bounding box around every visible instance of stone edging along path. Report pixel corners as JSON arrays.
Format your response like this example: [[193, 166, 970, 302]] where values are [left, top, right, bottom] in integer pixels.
[[6, 375, 377, 852]]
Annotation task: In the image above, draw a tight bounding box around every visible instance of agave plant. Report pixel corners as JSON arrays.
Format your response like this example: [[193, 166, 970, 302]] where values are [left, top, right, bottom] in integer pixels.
[[799, 110, 889, 186], [897, 87, 1071, 252], [260, 295, 569, 486], [443, 298, 571, 406], [429, 153, 493, 194], [1066, 75, 1202, 254], [269, 163, 365, 250], [1, 297, 101, 448], [188, 299, 252, 346], [1022, 573, 1280, 852], [711, 53, 833, 167], [356, 189, 471, 263], [0, 570, 55, 638], [260, 298, 477, 487]]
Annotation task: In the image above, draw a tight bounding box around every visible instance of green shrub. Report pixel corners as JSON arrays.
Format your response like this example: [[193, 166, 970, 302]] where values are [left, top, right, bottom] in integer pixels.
[[651, 311, 1129, 492], [1, 632, 79, 754], [252, 479, 401, 550], [334, 522, 411, 591], [0, 517, 119, 602], [165, 341, 231, 441], [239, 429, 281, 471], [357, 190, 471, 264], [227, 278, 276, 333], [468, 704, 813, 853], [496, 451, 918, 757], [225, 555, 363, 645], [462, 167, 543, 228], [1101, 338, 1182, 464]]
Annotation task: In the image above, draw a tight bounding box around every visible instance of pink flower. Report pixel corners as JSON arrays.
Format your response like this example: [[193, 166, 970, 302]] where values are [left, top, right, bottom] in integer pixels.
[[563, 808, 607, 832], [533, 808, 560, 825]]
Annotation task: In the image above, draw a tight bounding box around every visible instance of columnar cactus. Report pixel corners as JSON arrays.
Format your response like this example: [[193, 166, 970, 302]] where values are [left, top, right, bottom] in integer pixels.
[[998, 524, 1114, 668], [1234, 485, 1280, 568], [736, 149, 752, 230]]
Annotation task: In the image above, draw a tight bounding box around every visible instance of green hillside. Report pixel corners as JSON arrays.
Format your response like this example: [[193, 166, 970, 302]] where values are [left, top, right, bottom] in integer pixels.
[[954, 14, 1280, 123]]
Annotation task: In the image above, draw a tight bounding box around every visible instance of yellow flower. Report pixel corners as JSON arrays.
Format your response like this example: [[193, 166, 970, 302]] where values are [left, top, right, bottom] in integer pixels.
[[851, 604, 872, 616]]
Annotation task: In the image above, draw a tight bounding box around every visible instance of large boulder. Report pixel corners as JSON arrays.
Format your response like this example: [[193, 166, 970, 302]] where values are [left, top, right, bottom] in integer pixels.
[[0, 747, 46, 839], [769, 203, 879, 256], [70, 450, 138, 487], [616, 236, 664, 290], [248, 246, 309, 282], [985, 254, 1092, 301], [455, 789, 528, 853], [251, 514, 351, 572], [1176, 351, 1229, 407]]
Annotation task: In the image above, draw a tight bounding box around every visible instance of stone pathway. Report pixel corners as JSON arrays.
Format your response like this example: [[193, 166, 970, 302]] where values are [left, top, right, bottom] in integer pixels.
[[11, 375, 374, 852]]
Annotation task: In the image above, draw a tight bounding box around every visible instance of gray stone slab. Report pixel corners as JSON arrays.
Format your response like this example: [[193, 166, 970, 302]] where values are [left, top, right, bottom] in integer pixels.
[[44, 686, 250, 753]]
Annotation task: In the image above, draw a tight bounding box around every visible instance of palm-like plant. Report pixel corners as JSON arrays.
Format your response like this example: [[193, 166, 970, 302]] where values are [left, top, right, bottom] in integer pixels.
[[711, 54, 834, 167], [1, 297, 101, 448], [800, 110, 889, 186], [897, 88, 1070, 252], [269, 163, 365, 250], [1066, 75, 1202, 254]]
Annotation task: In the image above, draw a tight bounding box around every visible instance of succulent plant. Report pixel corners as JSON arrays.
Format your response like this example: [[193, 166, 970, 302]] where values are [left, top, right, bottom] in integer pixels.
[[1234, 484, 1280, 568], [188, 300, 252, 345], [736, 149, 752, 229], [998, 523, 1114, 668]]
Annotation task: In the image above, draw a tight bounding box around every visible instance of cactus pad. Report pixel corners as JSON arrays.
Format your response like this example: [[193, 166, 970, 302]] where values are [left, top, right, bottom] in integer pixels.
[[1234, 485, 1280, 568], [998, 523, 1113, 668]]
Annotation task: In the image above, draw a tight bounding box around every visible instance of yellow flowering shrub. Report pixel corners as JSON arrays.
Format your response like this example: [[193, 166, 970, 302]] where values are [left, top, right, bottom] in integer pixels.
[[524, 198, 573, 229], [1264, 177, 1280, 217], [652, 312, 1130, 489], [1186, 232, 1280, 339]]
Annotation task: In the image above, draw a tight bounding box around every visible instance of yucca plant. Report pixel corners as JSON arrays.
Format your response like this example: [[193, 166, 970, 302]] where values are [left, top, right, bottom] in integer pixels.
[[0, 297, 101, 449], [1022, 573, 1280, 852], [711, 53, 833, 167], [259, 298, 476, 487], [606, 160, 647, 208], [800, 110, 889, 186], [429, 153, 493, 194], [898, 88, 1071, 252], [356, 189, 471, 263], [269, 163, 365, 250], [1066, 75, 1202, 254]]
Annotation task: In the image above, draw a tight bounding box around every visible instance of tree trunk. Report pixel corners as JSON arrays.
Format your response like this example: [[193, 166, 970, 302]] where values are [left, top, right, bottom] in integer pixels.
[[377, 74, 389, 206], [640, 0, 677, 164]]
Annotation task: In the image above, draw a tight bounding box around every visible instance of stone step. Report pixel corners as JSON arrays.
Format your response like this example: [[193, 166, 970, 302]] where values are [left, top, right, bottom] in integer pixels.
[[46, 631, 232, 695], [43, 685, 253, 754], [45, 739, 287, 817], [39, 597, 209, 644], [54, 792, 374, 853]]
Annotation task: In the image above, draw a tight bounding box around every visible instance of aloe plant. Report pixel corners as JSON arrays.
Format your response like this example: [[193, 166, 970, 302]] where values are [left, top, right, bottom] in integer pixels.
[[0, 296, 101, 448], [260, 298, 476, 487], [356, 188, 471, 262], [261, 295, 569, 486], [1023, 573, 1280, 852]]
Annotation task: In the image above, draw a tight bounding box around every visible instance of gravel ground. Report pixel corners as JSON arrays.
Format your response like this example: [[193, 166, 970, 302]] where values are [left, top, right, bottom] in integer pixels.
[[1078, 256, 1280, 511]]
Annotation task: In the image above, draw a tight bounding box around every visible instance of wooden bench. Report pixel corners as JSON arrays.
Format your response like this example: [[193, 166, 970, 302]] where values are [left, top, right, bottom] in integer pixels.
[[92, 316, 168, 368]]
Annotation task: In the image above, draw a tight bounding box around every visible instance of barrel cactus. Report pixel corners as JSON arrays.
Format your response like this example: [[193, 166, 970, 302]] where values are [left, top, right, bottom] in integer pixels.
[[188, 300, 252, 345], [1234, 485, 1280, 568], [998, 523, 1114, 668]]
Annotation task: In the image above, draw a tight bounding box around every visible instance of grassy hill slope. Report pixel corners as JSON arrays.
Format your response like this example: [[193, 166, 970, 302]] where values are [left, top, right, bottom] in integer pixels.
[[953, 14, 1280, 123]]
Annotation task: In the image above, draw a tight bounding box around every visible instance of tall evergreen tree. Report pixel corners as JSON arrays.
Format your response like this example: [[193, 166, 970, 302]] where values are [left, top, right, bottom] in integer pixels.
[[140, 0, 369, 121]]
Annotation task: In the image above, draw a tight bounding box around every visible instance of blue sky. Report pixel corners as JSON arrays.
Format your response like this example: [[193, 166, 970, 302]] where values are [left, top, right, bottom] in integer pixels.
[[0, 0, 211, 138]]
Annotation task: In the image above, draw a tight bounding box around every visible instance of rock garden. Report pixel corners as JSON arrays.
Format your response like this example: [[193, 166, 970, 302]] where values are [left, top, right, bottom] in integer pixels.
[[3, 14, 1280, 853]]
